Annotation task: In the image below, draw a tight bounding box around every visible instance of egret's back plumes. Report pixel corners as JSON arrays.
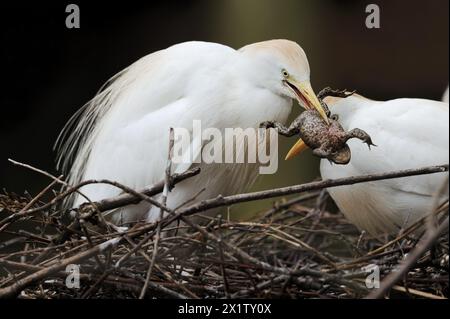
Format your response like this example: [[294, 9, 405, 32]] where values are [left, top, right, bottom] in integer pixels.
[[55, 68, 129, 182], [55, 53, 166, 186]]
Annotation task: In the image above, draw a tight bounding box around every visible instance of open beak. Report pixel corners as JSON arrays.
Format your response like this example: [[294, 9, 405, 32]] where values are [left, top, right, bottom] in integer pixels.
[[286, 80, 329, 124], [285, 80, 329, 160]]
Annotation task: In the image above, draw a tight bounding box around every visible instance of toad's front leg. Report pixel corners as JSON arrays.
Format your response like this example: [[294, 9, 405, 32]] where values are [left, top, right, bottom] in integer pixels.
[[259, 119, 301, 137]]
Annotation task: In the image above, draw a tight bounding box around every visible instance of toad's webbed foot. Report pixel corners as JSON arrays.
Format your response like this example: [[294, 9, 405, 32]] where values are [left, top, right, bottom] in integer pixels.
[[346, 128, 376, 149], [259, 121, 299, 137], [259, 121, 276, 129]]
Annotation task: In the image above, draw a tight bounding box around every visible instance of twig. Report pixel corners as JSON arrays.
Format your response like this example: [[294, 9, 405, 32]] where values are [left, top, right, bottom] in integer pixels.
[[0, 167, 200, 232], [139, 128, 174, 299], [391, 285, 446, 299], [82, 167, 200, 213], [216, 215, 231, 298], [0, 237, 122, 298], [365, 216, 449, 299], [0, 178, 60, 232], [8, 159, 67, 186]]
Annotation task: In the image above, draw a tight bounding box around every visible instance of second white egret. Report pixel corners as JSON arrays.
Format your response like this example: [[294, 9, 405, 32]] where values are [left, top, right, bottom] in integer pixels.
[[287, 94, 449, 235]]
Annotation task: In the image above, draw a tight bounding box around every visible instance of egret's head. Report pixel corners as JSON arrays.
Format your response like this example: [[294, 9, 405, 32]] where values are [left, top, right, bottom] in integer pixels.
[[240, 39, 328, 122]]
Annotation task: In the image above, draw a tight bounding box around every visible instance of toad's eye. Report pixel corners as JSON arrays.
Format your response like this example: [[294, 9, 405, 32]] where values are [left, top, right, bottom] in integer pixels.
[[282, 69, 289, 78]]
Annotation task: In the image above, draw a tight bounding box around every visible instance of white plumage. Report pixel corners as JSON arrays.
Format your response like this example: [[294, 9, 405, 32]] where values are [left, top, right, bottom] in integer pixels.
[[320, 94, 449, 235], [56, 40, 326, 224]]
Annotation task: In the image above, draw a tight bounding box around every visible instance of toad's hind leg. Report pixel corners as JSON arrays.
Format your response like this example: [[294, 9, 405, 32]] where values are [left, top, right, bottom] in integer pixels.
[[346, 128, 376, 149], [317, 87, 356, 100], [317, 87, 357, 117]]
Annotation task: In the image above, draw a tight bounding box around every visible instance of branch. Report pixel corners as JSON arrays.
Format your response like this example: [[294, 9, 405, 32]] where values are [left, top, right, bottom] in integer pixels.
[[88, 167, 199, 213], [93, 164, 448, 244], [0, 167, 200, 229], [172, 164, 449, 221]]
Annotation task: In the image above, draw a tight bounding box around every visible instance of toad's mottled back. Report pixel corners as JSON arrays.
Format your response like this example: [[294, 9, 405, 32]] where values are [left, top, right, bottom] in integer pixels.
[[260, 105, 375, 165]]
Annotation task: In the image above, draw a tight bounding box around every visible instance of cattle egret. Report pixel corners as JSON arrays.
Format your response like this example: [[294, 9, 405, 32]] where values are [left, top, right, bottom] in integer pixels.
[[289, 94, 449, 235], [56, 40, 327, 224]]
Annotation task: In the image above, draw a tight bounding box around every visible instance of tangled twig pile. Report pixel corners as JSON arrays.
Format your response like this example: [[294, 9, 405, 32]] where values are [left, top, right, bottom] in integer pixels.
[[0, 161, 448, 299]]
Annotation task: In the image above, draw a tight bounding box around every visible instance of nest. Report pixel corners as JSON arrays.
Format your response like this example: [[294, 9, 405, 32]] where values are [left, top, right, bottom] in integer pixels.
[[0, 163, 448, 299]]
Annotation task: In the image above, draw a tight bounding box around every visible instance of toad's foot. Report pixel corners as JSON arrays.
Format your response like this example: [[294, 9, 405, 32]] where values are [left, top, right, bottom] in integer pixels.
[[317, 87, 356, 118]]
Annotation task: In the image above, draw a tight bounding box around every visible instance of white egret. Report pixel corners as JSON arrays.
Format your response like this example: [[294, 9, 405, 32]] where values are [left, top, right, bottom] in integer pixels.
[[56, 40, 327, 224], [287, 94, 449, 235]]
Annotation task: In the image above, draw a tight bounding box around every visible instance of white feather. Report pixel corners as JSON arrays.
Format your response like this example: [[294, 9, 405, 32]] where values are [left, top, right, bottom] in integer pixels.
[[320, 95, 449, 235]]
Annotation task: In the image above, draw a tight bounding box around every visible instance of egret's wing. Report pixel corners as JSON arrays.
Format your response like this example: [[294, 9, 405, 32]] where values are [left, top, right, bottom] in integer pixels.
[[57, 42, 238, 209]]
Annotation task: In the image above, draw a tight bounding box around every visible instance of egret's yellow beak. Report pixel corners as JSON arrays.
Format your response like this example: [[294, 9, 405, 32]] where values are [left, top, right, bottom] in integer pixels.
[[285, 80, 328, 160], [285, 138, 308, 160], [286, 80, 329, 124]]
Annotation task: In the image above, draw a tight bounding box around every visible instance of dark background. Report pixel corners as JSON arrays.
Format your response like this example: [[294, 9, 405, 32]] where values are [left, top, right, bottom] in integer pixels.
[[1, 1, 448, 208]]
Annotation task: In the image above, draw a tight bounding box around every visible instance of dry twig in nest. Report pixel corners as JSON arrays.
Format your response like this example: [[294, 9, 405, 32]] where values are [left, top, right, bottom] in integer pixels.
[[0, 158, 448, 299]]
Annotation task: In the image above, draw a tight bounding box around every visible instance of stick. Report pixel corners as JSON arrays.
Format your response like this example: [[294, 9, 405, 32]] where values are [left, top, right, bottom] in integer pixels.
[[139, 128, 174, 299], [0, 237, 122, 299], [166, 165, 449, 225], [365, 216, 449, 299], [0, 167, 200, 229]]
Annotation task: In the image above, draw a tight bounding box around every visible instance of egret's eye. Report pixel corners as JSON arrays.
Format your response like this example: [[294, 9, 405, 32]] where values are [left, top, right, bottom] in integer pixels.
[[331, 114, 339, 121], [282, 69, 289, 78]]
